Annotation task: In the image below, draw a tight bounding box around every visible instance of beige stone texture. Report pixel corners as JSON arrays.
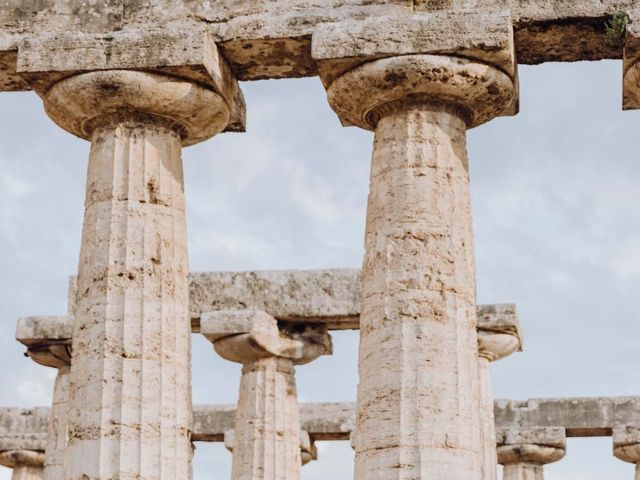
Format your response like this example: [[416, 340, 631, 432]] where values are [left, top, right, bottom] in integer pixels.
[[623, 10, 640, 110], [37, 69, 237, 480], [66, 269, 513, 331], [477, 309, 523, 480], [202, 310, 330, 480], [316, 47, 514, 478], [0, 451, 44, 480], [0, 0, 637, 91], [497, 427, 566, 480], [613, 426, 640, 479]]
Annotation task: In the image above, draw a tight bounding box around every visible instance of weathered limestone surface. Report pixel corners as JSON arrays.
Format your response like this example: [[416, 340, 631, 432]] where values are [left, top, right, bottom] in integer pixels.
[[613, 427, 640, 479], [202, 310, 330, 480], [0, 451, 44, 480], [61, 269, 516, 331], [4, 397, 640, 445], [477, 306, 523, 480], [495, 397, 640, 437], [0, 0, 637, 91], [33, 61, 240, 479], [224, 429, 318, 466], [315, 13, 515, 476], [623, 10, 640, 109], [15, 320, 72, 480], [497, 427, 566, 480]]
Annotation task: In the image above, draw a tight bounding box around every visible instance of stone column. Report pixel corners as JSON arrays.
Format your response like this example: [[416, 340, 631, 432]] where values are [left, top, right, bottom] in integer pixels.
[[22, 341, 72, 480], [497, 427, 566, 480], [477, 307, 523, 480], [613, 426, 640, 479], [41, 70, 233, 480], [202, 310, 331, 480], [322, 55, 514, 478], [0, 450, 44, 480]]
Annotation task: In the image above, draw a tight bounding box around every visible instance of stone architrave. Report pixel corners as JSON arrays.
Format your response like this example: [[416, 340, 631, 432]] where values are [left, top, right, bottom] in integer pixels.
[[476, 305, 523, 480], [497, 427, 566, 480], [613, 426, 640, 479], [312, 11, 517, 479], [15, 32, 244, 477], [0, 451, 45, 480], [202, 310, 331, 480]]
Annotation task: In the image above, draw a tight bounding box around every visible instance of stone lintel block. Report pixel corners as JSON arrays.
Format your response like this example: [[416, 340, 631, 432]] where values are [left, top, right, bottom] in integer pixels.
[[189, 269, 361, 330], [31, 270, 516, 333], [623, 10, 640, 110], [311, 10, 516, 89], [0, 434, 46, 455], [16, 26, 245, 132]]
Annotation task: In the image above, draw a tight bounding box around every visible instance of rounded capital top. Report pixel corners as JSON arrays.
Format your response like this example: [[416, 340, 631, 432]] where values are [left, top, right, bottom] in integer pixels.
[[326, 54, 515, 130], [477, 331, 520, 362], [0, 450, 45, 469], [497, 443, 566, 466], [613, 427, 640, 464], [43, 70, 230, 146]]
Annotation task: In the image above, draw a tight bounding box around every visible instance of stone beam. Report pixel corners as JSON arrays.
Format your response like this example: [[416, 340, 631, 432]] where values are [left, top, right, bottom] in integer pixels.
[[0, 0, 636, 90], [0, 408, 48, 453], [58, 269, 516, 331], [4, 397, 640, 444]]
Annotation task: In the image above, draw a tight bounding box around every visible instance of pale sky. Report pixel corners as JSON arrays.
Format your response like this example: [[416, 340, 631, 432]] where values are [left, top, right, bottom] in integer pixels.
[[1, 59, 639, 479]]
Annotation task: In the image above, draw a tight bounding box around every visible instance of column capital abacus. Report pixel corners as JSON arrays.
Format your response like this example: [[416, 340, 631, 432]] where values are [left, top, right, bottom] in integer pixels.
[[201, 309, 332, 365], [497, 427, 567, 466], [16, 316, 72, 369]]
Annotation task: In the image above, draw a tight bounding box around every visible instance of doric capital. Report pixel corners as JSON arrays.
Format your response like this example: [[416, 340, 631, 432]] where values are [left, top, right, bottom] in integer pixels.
[[0, 450, 45, 469], [42, 70, 231, 146], [16, 316, 72, 369], [312, 11, 516, 130], [17, 27, 245, 132], [497, 427, 566, 466], [613, 426, 640, 464], [224, 429, 317, 465], [477, 304, 523, 362], [201, 310, 332, 365]]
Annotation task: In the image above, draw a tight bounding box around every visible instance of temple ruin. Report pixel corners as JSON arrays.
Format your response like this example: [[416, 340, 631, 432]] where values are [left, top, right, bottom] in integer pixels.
[[1, 1, 640, 479]]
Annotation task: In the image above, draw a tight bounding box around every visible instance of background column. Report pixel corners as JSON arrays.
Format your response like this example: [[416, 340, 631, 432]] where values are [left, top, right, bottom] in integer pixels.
[[497, 427, 566, 480]]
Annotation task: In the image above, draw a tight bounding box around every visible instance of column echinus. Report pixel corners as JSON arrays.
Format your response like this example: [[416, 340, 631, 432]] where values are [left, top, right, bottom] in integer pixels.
[[312, 11, 517, 479], [497, 427, 566, 480], [16, 30, 245, 480], [201, 310, 331, 480], [613, 427, 640, 479], [477, 305, 523, 480], [15, 316, 73, 480]]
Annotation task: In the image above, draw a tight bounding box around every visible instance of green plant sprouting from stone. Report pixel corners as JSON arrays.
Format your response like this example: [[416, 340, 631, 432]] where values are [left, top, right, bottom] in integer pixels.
[[605, 11, 629, 48]]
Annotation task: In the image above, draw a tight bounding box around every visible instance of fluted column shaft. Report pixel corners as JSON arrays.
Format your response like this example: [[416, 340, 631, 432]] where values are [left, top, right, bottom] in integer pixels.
[[44, 365, 70, 480], [232, 357, 301, 480], [12, 467, 43, 480], [355, 102, 481, 478], [41, 70, 232, 480], [503, 463, 544, 480], [66, 118, 191, 479], [479, 355, 497, 480]]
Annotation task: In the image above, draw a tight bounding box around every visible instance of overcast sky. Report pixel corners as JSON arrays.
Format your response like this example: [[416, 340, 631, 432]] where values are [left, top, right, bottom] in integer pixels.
[[1, 59, 639, 479]]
